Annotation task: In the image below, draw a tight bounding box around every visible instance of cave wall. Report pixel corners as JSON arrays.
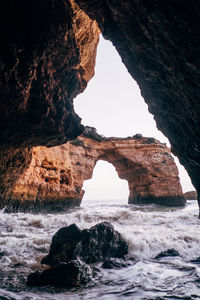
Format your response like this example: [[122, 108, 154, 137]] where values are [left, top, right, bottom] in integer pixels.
[[0, 0, 99, 198], [0, 0, 99, 148], [75, 0, 200, 203], [2, 134, 184, 212]]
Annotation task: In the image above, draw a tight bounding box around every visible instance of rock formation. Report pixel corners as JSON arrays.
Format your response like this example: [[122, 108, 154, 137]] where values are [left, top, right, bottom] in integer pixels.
[[74, 0, 200, 208], [1, 0, 199, 211], [27, 260, 92, 287], [0, 0, 99, 148], [1, 129, 184, 212], [27, 221, 128, 287], [0, 0, 99, 200], [183, 191, 197, 200], [41, 222, 128, 265]]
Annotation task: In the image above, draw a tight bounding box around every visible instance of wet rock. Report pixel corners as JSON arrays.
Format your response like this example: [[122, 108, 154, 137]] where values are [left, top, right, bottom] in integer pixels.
[[190, 257, 200, 264], [101, 258, 132, 269], [41, 223, 82, 266], [74, 222, 128, 263], [154, 249, 180, 260], [0, 0, 100, 206], [42, 222, 128, 266], [27, 260, 91, 287]]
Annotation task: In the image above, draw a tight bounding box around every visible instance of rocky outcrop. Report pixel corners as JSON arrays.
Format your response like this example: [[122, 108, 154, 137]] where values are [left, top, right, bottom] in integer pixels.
[[41, 222, 128, 265], [27, 221, 128, 287], [1, 130, 184, 212], [0, 1, 99, 200], [154, 249, 180, 260], [183, 191, 197, 200], [27, 260, 92, 287], [75, 0, 200, 208]]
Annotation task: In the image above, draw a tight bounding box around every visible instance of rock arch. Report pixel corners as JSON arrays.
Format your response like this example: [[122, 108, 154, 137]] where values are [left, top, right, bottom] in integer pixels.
[[2, 131, 184, 212], [0, 1, 199, 212]]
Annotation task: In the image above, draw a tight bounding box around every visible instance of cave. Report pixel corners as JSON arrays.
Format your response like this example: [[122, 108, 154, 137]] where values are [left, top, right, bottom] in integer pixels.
[[0, 0, 199, 211]]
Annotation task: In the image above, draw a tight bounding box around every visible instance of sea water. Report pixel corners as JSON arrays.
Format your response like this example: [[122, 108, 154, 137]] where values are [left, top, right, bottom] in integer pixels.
[[0, 199, 200, 300]]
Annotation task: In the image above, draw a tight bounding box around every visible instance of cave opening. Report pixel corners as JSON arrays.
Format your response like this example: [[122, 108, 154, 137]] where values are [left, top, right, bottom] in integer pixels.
[[74, 35, 168, 141], [74, 35, 194, 196], [81, 160, 129, 204]]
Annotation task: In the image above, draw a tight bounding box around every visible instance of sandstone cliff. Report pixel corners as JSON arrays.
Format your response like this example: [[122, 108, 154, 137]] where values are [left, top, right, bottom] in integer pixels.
[[2, 130, 184, 212]]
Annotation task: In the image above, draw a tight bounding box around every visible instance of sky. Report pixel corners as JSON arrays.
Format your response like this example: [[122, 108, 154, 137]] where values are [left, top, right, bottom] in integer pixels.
[[74, 35, 194, 201]]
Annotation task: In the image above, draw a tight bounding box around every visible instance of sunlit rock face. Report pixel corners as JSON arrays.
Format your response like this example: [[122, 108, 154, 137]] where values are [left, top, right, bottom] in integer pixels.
[[0, 0, 99, 199], [2, 130, 184, 212], [75, 0, 200, 204]]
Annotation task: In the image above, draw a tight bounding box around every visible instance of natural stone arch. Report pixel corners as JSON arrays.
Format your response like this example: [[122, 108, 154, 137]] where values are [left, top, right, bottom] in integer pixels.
[[2, 130, 184, 212], [96, 141, 184, 206]]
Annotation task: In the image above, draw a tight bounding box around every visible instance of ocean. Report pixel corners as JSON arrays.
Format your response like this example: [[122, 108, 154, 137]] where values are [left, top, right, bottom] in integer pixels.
[[0, 199, 200, 300]]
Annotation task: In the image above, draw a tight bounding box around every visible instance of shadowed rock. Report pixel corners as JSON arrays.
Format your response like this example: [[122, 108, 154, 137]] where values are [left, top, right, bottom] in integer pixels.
[[41, 222, 128, 265], [101, 258, 133, 269], [155, 249, 180, 260], [190, 257, 200, 264], [41, 224, 82, 266], [27, 260, 91, 287]]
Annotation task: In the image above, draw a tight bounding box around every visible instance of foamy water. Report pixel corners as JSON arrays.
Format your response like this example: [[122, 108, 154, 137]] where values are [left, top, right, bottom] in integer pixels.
[[0, 200, 200, 299]]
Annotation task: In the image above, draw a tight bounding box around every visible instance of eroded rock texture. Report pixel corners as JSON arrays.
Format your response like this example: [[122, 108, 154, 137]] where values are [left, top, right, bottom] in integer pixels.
[[0, 0, 99, 148], [27, 260, 92, 287], [0, 0, 99, 199], [41, 222, 128, 265], [2, 130, 184, 212], [75, 0, 200, 205]]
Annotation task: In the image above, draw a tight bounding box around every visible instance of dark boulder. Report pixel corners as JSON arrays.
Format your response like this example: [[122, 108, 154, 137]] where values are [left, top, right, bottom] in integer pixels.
[[74, 222, 128, 263], [27, 260, 91, 287], [41, 223, 82, 266], [101, 258, 132, 269], [155, 249, 180, 260], [42, 222, 128, 266], [190, 257, 200, 264]]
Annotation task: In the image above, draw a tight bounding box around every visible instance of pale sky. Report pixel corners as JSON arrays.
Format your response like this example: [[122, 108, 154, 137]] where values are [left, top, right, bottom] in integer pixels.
[[74, 35, 194, 201]]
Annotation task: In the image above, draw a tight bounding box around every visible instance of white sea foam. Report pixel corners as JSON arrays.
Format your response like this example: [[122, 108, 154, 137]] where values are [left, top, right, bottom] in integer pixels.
[[0, 200, 200, 299]]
